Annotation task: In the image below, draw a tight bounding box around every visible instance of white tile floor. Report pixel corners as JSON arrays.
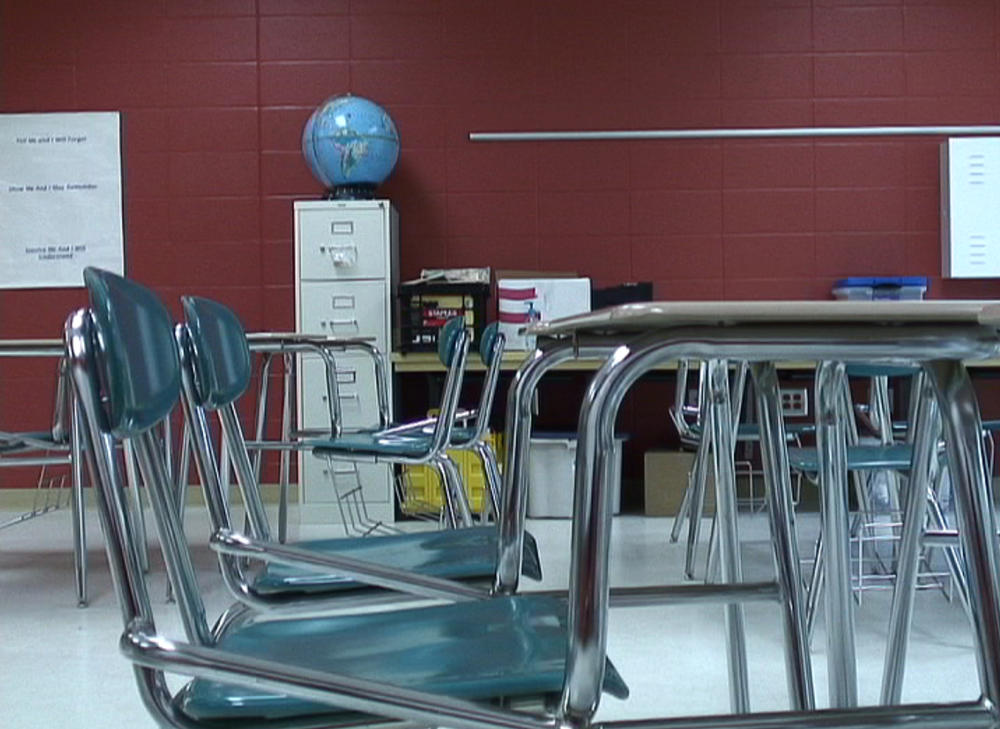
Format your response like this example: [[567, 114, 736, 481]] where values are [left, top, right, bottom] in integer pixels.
[[0, 506, 983, 729]]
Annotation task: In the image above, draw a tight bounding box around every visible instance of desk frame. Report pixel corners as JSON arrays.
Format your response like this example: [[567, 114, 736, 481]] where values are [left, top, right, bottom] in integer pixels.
[[497, 321, 1000, 729]]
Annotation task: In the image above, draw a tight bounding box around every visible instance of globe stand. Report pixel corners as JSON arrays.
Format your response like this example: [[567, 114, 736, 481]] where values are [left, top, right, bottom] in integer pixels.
[[325, 183, 378, 201]]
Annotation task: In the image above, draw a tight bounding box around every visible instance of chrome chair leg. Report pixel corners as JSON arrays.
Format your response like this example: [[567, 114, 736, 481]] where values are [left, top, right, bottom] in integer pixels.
[[474, 439, 502, 521], [805, 528, 824, 637], [432, 454, 473, 528], [684, 433, 712, 580], [70, 395, 88, 607], [670, 467, 695, 543], [926, 486, 970, 609], [123, 439, 150, 573], [278, 352, 293, 542]]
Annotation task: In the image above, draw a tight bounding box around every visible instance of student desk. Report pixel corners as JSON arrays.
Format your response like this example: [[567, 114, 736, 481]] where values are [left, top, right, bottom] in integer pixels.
[[493, 301, 1000, 729], [0, 332, 376, 605]]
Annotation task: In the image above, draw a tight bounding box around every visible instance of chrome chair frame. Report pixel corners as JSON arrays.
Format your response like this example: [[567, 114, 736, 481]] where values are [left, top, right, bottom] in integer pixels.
[[0, 347, 86, 604], [392, 326, 508, 521], [64, 271, 626, 729], [176, 333, 391, 541], [174, 309, 539, 611], [310, 319, 477, 529]]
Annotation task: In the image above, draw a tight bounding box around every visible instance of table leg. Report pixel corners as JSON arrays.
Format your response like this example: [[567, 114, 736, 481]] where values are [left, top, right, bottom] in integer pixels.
[[925, 359, 1000, 706], [495, 343, 596, 595], [816, 360, 858, 707], [707, 359, 751, 713], [751, 361, 815, 710], [881, 381, 940, 704]]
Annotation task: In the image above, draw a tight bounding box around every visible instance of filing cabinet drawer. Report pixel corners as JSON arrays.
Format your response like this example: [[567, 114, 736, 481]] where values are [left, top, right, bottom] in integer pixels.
[[300, 456, 390, 505], [300, 353, 382, 432], [299, 279, 387, 347], [297, 205, 387, 281]]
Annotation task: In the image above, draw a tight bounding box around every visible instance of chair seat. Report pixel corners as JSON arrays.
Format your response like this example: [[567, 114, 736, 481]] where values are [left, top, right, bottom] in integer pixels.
[[306, 430, 435, 458], [787, 443, 914, 473], [689, 422, 814, 441], [177, 594, 629, 721], [307, 425, 489, 459], [0, 430, 62, 453], [253, 526, 543, 595]]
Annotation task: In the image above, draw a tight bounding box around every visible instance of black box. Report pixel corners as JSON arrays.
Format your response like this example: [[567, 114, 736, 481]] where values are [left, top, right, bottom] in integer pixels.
[[398, 282, 490, 352], [591, 281, 653, 309]]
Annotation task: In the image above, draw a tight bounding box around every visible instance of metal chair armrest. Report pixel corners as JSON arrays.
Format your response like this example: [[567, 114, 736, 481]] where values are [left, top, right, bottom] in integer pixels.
[[209, 529, 488, 603]]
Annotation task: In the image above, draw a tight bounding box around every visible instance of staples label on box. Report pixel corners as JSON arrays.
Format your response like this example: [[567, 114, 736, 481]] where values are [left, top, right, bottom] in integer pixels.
[[497, 277, 591, 349]]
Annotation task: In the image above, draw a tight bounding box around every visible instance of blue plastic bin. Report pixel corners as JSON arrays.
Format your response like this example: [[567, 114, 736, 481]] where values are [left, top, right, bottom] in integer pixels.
[[832, 276, 928, 301]]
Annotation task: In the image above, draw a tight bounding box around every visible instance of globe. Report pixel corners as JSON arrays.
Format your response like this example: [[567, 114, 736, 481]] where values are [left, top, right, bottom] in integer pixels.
[[302, 94, 400, 199]]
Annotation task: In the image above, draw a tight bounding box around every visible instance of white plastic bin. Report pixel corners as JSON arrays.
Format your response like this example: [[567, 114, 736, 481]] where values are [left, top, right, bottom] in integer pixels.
[[527, 433, 624, 518]]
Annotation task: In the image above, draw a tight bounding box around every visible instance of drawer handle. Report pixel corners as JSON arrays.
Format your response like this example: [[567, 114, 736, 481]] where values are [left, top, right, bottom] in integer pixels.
[[326, 244, 357, 268], [320, 319, 359, 330], [322, 392, 359, 402], [336, 371, 357, 384], [331, 295, 356, 309]]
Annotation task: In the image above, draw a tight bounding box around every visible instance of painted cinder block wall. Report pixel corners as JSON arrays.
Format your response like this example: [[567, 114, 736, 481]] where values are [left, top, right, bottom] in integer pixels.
[[3, 0, 1000, 490]]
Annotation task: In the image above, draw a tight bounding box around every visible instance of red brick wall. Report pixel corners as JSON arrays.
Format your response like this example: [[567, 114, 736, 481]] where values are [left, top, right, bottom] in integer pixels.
[[3, 0, 1000, 486]]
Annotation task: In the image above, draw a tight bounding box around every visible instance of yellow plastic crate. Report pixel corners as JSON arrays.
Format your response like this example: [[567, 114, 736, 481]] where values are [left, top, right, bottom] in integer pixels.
[[400, 432, 503, 517]]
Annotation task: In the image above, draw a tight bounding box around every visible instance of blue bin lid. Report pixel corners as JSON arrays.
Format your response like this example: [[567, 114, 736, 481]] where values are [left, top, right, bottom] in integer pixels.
[[834, 276, 928, 289]]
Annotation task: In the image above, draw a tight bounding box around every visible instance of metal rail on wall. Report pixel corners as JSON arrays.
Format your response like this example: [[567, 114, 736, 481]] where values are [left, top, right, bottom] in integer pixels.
[[469, 124, 1000, 142]]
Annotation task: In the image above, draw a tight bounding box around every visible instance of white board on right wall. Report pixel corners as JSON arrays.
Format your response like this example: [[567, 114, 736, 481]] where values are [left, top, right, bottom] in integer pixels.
[[942, 137, 1000, 278]]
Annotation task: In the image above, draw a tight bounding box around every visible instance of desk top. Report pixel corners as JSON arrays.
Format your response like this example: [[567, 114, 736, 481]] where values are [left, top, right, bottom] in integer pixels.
[[0, 332, 372, 357], [528, 300, 1000, 337]]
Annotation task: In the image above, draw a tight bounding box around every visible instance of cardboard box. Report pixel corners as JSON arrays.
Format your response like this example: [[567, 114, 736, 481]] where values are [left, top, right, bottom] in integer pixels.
[[643, 449, 715, 517], [497, 277, 591, 349]]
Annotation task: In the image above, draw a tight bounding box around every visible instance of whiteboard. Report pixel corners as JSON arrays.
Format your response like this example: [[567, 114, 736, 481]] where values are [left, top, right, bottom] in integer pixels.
[[941, 137, 1000, 278], [0, 112, 124, 289]]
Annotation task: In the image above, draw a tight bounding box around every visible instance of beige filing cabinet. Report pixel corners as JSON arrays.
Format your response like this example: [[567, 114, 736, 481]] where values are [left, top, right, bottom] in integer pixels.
[[294, 199, 399, 526]]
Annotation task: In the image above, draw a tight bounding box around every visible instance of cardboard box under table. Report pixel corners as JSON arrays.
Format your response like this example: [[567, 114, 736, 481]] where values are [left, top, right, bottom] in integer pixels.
[[644, 449, 715, 517]]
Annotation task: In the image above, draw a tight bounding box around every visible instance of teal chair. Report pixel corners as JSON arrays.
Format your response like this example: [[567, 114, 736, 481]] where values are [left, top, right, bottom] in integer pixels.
[[176, 295, 541, 607], [69, 267, 628, 727], [784, 364, 964, 637], [385, 321, 508, 520]]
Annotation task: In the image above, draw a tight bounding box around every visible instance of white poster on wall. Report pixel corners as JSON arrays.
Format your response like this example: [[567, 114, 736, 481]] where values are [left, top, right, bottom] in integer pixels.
[[0, 111, 124, 289]]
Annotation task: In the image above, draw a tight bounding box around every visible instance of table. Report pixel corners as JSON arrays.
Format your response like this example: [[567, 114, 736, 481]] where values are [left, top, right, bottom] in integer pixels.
[[494, 300, 1000, 728], [1, 332, 380, 605]]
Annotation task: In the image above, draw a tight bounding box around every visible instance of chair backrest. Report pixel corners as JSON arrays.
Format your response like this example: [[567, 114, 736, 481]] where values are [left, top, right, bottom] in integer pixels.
[[469, 322, 505, 439], [69, 268, 213, 649], [82, 267, 181, 437], [178, 296, 273, 543], [427, 317, 471, 454], [437, 316, 465, 367], [181, 296, 252, 410]]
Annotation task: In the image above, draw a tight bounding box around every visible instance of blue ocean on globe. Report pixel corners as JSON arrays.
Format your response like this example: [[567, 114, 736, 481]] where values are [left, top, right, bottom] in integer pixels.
[[302, 94, 400, 199]]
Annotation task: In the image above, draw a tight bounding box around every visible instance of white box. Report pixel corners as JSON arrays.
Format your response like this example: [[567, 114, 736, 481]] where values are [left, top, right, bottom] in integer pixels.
[[527, 434, 623, 518], [497, 277, 591, 349]]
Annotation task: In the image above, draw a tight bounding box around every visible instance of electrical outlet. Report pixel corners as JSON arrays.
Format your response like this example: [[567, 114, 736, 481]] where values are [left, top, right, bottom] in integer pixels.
[[780, 387, 809, 417]]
